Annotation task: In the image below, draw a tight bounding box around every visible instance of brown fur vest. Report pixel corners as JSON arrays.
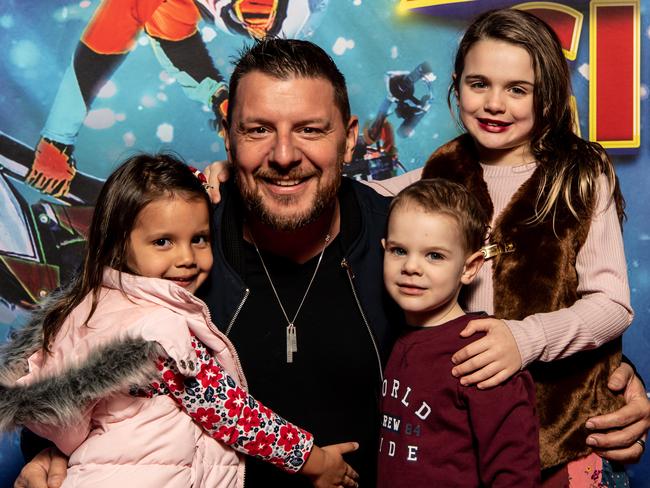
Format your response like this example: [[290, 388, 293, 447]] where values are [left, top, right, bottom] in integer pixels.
[[422, 134, 624, 470]]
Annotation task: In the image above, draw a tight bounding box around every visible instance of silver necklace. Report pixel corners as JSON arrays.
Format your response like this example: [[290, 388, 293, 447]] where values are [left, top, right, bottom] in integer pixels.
[[250, 231, 331, 363]]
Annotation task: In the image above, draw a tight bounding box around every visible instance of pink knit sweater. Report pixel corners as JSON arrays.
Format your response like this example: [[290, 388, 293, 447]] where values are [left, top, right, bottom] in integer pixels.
[[365, 164, 633, 367]]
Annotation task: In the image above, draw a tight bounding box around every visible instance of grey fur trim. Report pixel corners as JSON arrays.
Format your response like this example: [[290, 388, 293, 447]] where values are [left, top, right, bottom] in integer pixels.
[[0, 307, 49, 386], [0, 339, 164, 432]]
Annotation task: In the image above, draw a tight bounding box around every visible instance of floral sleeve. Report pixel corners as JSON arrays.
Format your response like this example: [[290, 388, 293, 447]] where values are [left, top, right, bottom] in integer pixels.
[[150, 335, 314, 473]]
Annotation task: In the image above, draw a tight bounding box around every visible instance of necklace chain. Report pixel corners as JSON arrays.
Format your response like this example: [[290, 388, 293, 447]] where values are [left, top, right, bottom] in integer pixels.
[[250, 231, 331, 363]]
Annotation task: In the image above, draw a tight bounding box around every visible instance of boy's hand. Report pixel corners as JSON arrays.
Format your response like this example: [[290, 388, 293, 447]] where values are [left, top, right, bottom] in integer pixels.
[[301, 442, 359, 488], [451, 318, 522, 389], [586, 362, 650, 463], [202, 160, 231, 204]]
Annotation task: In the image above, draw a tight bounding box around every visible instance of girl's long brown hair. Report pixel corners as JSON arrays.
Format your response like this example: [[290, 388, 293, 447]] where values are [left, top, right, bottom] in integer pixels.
[[449, 9, 625, 226], [41, 153, 212, 352]]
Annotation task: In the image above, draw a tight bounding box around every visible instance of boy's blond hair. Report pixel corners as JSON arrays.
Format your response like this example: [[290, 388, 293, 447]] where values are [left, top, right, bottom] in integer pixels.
[[389, 178, 489, 253]]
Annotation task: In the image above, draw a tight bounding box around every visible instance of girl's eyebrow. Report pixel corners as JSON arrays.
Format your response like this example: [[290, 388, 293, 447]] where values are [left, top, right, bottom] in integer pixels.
[[464, 73, 534, 87]]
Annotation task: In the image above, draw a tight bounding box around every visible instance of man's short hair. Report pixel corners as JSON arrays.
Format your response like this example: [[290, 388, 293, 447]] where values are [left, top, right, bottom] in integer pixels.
[[389, 178, 489, 253], [227, 38, 351, 125]]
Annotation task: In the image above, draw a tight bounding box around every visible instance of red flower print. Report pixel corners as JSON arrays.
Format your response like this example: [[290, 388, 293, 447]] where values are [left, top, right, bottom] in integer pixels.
[[257, 402, 273, 419], [215, 425, 239, 445], [224, 387, 248, 417], [278, 424, 300, 452], [244, 431, 276, 458], [191, 407, 220, 430], [162, 368, 185, 393], [196, 360, 223, 388], [237, 406, 261, 432]]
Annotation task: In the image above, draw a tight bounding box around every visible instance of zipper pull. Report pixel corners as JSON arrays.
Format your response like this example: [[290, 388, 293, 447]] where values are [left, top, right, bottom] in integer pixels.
[[340, 258, 355, 279]]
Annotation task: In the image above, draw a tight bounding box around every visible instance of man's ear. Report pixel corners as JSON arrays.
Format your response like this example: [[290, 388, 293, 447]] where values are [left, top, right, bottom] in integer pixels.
[[461, 250, 484, 285], [343, 116, 359, 164]]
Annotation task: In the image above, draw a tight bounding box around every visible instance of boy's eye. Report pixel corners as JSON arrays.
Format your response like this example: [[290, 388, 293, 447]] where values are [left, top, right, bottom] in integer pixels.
[[426, 252, 444, 261], [389, 247, 406, 256]]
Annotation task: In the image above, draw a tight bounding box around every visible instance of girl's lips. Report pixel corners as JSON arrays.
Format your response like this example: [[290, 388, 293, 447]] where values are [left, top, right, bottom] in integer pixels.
[[477, 118, 511, 133], [166, 276, 196, 287]]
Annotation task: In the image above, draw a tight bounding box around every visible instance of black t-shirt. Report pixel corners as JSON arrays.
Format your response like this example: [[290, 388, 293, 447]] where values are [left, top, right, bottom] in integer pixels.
[[226, 195, 381, 487]]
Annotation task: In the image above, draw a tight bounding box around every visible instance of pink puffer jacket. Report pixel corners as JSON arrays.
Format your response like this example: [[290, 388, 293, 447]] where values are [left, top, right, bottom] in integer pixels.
[[7, 269, 247, 488]]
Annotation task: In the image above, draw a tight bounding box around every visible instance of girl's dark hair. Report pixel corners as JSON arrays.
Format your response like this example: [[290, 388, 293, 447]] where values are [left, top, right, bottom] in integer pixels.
[[41, 153, 211, 351], [449, 8, 625, 225]]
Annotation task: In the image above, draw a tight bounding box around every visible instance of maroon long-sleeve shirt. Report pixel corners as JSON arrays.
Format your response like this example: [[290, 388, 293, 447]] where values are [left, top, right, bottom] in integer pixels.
[[377, 313, 540, 487]]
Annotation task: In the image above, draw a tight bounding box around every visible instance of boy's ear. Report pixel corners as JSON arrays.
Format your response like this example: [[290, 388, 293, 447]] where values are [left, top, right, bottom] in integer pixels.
[[461, 250, 484, 285]]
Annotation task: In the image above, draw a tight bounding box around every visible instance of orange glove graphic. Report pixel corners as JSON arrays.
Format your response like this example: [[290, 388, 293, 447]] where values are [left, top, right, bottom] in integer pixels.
[[27, 138, 77, 198]]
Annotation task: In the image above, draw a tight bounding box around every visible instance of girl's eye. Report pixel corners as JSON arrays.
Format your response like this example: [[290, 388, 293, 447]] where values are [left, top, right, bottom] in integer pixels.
[[153, 238, 171, 247], [426, 252, 444, 261], [192, 235, 210, 246], [510, 86, 528, 95], [469, 81, 487, 89]]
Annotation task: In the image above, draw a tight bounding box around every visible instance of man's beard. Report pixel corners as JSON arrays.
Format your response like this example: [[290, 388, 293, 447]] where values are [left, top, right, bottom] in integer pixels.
[[235, 164, 342, 232]]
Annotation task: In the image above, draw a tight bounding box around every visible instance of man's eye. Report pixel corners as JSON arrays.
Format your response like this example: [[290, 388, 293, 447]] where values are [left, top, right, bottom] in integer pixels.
[[248, 126, 269, 135], [301, 127, 322, 134]]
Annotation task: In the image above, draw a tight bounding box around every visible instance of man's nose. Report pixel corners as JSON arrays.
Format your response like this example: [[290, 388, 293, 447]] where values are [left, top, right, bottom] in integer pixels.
[[269, 132, 301, 168]]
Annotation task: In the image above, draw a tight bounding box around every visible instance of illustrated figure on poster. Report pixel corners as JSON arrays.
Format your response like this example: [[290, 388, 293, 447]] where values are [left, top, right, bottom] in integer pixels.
[[344, 62, 434, 181], [26, 0, 329, 198]]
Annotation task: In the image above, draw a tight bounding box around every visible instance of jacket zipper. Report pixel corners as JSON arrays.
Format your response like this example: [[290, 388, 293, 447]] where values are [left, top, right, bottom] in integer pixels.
[[197, 294, 250, 487], [225, 288, 250, 336], [341, 258, 384, 384]]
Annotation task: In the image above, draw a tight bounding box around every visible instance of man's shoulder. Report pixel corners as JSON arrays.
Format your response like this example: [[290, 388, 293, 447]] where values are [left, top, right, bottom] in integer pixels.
[[342, 177, 392, 211]]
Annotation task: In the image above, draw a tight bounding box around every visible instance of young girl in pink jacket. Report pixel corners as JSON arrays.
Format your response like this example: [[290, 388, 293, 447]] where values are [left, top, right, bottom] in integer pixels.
[[0, 153, 359, 488]]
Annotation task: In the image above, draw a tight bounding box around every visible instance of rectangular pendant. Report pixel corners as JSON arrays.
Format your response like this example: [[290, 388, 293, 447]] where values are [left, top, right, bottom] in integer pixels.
[[286, 324, 297, 363]]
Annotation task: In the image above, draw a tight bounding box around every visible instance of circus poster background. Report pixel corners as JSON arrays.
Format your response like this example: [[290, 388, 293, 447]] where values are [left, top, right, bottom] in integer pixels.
[[0, 0, 648, 485]]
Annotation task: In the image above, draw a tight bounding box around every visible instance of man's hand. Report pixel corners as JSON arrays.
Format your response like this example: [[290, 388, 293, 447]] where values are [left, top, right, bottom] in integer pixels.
[[14, 447, 68, 488], [301, 442, 359, 488], [202, 160, 231, 204], [585, 362, 650, 463], [451, 318, 522, 389]]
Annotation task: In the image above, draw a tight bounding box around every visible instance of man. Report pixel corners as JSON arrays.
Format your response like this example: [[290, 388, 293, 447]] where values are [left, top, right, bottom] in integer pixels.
[[15, 38, 650, 488]]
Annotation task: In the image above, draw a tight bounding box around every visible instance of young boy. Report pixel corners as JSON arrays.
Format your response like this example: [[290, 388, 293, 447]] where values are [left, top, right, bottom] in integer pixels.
[[377, 179, 540, 487]]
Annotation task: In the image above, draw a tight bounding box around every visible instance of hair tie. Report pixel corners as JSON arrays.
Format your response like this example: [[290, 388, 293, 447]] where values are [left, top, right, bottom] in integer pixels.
[[188, 166, 214, 191]]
